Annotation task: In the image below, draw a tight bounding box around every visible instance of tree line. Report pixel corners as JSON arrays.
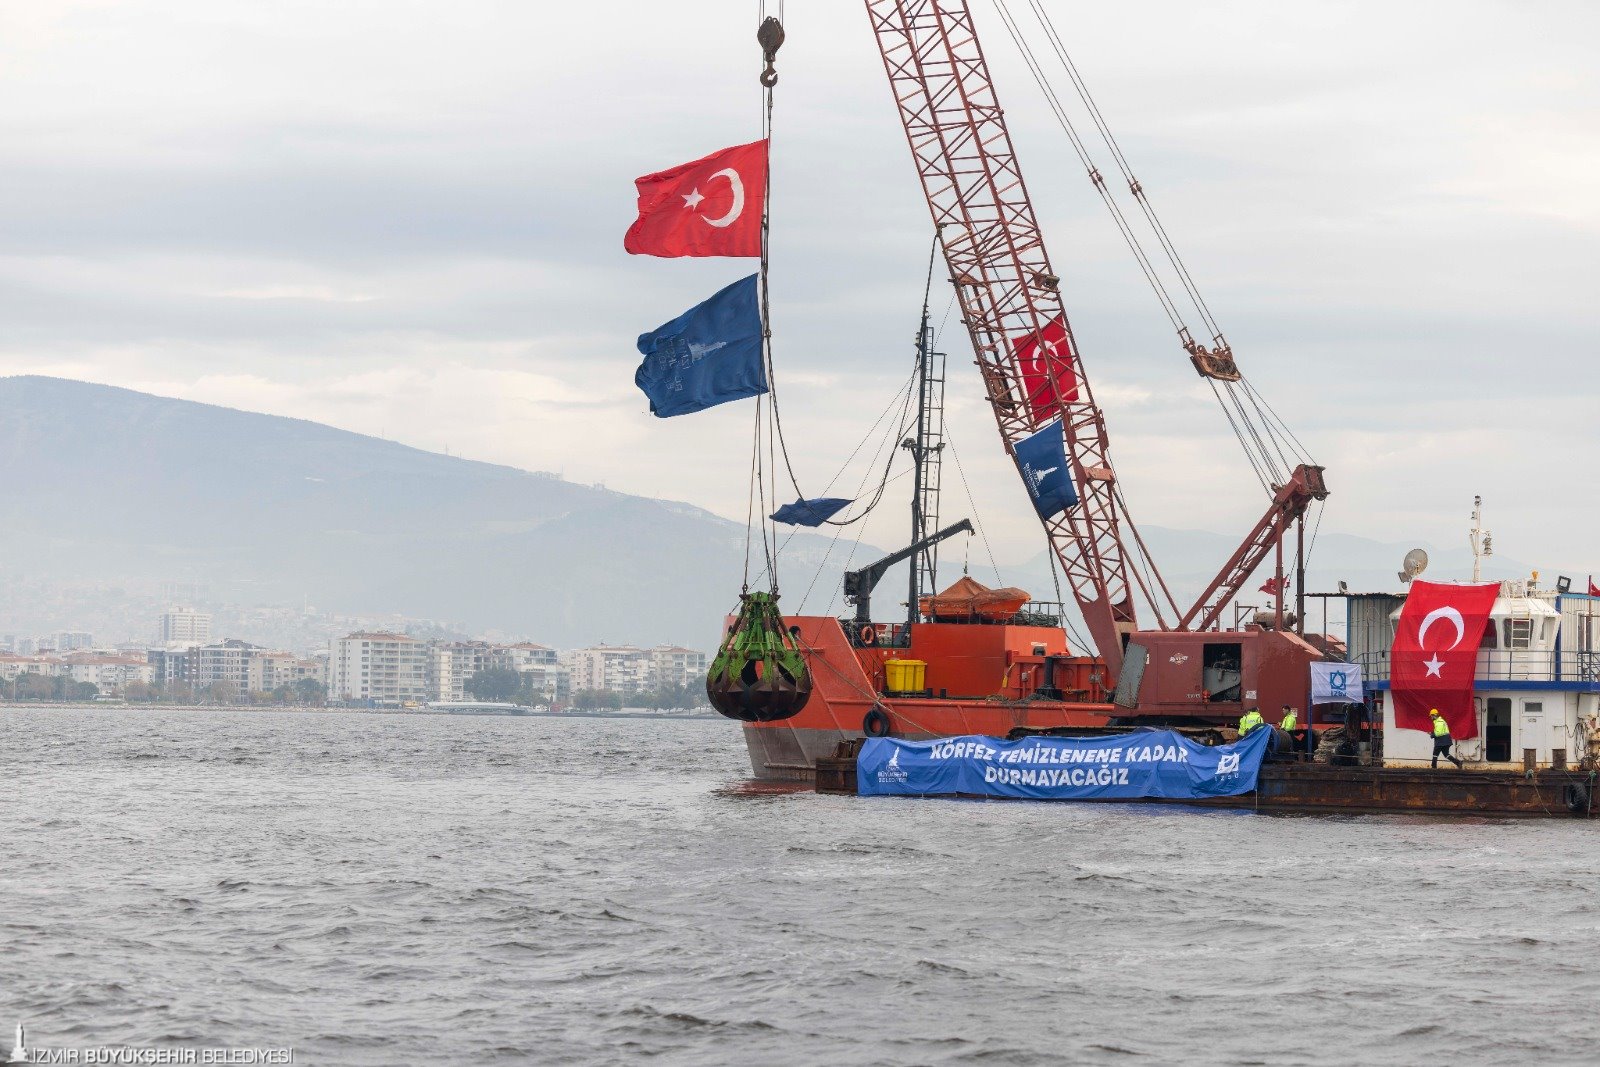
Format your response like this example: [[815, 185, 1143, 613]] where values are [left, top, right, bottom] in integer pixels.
[[0, 676, 330, 705], [462, 668, 706, 710]]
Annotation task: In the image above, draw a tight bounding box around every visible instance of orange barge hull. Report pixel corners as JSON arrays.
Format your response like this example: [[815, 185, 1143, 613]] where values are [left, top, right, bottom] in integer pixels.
[[741, 614, 1112, 780]]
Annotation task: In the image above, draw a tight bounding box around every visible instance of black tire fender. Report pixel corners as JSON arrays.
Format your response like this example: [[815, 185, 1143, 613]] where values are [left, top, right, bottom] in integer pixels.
[[863, 706, 892, 737], [1564, 781, 1589, 815]]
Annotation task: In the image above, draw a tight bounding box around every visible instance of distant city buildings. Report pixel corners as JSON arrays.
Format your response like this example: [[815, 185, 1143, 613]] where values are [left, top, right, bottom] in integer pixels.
[[0, 614, 705, 708], [562, 644, 707, 696]]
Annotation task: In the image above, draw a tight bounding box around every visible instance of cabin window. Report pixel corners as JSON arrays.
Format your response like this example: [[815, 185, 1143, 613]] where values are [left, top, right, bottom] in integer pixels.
[[1541, 619, 1556, 645], [1480, 620, 1497, 649], [1505, 618, 1533, 650]]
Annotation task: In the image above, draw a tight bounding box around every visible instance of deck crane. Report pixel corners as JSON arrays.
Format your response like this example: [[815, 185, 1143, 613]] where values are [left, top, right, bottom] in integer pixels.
[[865, 0, 1329, 717]]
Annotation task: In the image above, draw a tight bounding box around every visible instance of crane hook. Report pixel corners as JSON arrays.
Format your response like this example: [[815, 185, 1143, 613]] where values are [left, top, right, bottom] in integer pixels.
[[758, 16, 785, 87]]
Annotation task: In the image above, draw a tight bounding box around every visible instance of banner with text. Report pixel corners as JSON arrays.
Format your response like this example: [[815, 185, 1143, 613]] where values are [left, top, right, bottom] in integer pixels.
[[857, 727, 1271, 801]]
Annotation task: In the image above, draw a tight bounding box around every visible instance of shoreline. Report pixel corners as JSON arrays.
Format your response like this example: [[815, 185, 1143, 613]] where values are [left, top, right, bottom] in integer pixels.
[[0, 702, 723, 721]]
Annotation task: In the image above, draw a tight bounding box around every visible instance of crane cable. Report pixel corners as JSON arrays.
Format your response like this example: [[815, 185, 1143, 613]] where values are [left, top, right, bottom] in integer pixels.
[[988, 0, 1317, 497]]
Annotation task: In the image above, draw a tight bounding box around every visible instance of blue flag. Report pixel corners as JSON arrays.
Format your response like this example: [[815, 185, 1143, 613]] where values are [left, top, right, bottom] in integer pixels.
[[1012, 417, 1078, 518], [635, 274, 768, 418], [771, 497, 852, 527], [857, 726, 1271, 801]]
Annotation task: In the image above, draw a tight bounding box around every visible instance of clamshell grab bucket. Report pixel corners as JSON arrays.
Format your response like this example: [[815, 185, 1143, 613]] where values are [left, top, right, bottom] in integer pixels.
[[706, 591, 812, 722]]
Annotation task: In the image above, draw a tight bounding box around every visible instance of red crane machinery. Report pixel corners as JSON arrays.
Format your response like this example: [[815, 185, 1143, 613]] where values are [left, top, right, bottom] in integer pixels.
[[865, 0, 1329, 724]]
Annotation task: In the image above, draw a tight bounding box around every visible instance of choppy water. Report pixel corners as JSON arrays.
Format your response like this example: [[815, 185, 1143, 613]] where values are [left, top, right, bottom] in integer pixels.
[[3, 706, 1598, 1065]]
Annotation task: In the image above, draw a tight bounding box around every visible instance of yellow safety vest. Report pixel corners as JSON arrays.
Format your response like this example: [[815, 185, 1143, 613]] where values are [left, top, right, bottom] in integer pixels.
[[1280, 710, 1298, 731], [1239, 710, 1264, 735], [1432, 716, 1450, 738]]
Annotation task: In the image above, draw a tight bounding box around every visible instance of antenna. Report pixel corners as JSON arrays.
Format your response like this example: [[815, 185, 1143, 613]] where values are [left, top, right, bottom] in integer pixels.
[[1469, 495, 1492, 582], [1398, 548, 1429, 585]]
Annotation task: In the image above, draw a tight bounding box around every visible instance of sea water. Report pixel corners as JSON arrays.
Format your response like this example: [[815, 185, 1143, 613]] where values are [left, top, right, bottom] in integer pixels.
[[3, 707, 1596, 1065]]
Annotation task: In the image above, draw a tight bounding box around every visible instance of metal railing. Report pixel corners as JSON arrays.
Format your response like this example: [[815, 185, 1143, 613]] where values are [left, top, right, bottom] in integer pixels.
[[1355, 649, 1600, 685]]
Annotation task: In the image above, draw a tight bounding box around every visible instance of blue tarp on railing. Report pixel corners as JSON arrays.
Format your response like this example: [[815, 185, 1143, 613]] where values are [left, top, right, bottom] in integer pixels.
[[857, 727, 1271, 801]]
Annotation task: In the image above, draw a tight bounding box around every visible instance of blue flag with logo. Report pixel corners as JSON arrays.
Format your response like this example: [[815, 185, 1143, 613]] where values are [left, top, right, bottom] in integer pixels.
[[857, 727, 1270, 801], [1012, 418, 1078, 518], [1310, 662, 1365, 704], [635, 274, 768, 418], [771, 497, 852, 527]]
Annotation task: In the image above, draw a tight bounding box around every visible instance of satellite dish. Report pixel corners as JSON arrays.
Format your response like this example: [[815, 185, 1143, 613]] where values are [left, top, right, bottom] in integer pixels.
[[1398, 548, 1429, 584]]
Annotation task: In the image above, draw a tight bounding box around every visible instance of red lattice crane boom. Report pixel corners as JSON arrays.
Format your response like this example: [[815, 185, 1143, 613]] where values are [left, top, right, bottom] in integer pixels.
[[866, 0, 1140, 677]]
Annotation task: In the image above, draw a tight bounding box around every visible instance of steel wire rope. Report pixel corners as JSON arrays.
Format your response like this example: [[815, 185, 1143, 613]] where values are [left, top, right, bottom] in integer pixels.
[[1233, 379, 1298, 477], [992, 0, 1310, 495], [1022, 0, 1223, 339], [1208, 380, 1272, 494], [784, 372, 918, 609], [1223, 382, 1287, 486], [824, 381, 922, 616], [792, 630, 944, 737], [1242, 376, 1317, 465], [940, 425, 1005, 587], [987, 0, 1188, 333]]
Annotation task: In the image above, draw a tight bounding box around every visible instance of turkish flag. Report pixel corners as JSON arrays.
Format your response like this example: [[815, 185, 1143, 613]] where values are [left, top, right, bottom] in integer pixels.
[[1260, 576, 1288, 597], [1391, 580, 1499, 740], [1590, 576, 1599, 597], [624, 140, 767, 258], [1011, 316, 1079, 427]]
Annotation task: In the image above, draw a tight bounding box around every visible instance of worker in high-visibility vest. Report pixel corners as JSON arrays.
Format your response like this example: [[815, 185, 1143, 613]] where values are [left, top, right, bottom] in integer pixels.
[[1430, 708, 1463, 769], [1238, 708, 1265, 736], [1279, 705, 1299, 731]]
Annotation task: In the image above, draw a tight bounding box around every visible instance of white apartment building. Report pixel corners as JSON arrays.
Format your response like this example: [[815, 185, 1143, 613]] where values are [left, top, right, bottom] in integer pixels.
[[429, 642, 492, 702], [651, 646, 707, 689], [329, 632, 428, 705], [160, 608, 212, 645], [564, 645, 656, 694], [247, 651, 328, 693], [0, 654, 57, 681], [188, 639, 261, 692], [58, 654, 156, 694], [491, 643, 559, 672]]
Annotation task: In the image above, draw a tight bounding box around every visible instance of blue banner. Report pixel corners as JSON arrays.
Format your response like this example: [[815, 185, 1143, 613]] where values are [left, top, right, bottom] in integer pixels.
[[857, 727, 1270, 801], [635, 274, 768, 418], [1012, 418, 1078, 518]]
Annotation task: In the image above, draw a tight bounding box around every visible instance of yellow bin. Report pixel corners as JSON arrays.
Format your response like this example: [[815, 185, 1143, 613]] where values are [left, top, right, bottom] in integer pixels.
[[884, 659, 927, 694]]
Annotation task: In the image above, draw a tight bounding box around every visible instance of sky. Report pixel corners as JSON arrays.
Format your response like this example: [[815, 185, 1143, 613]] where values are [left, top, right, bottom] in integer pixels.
[[2, 0, 1597, 582]]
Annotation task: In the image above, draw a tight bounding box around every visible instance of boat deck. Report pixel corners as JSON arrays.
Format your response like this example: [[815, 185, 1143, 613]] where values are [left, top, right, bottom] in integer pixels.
[[815, 742, 1597, 818]]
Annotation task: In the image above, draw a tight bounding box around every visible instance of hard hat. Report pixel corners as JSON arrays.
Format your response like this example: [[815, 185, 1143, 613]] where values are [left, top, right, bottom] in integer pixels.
[[1429, 708, 1442, 716]]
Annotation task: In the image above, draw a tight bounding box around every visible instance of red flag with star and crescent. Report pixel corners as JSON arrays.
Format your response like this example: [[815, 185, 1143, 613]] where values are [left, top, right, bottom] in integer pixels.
[[624, 140, 767, 258], [1010, 316, 1079, 427], [1391, 579, 1500, 740]]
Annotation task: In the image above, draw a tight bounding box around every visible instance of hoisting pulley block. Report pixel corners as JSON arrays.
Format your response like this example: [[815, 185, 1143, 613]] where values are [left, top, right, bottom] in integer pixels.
[[758, 17, 785, 87]]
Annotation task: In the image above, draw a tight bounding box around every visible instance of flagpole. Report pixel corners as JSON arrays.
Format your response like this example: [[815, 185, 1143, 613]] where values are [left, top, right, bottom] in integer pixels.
[[1274, 532, 1285, 631], [1295, 515, 1306, 638]]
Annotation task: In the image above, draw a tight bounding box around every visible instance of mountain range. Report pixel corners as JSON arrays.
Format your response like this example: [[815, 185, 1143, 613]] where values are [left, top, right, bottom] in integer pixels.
[[0, 376, 1567, 651]]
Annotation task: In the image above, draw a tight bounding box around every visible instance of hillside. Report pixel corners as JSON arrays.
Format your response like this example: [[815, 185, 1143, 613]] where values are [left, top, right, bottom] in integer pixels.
[[0, 376, 860, 648]]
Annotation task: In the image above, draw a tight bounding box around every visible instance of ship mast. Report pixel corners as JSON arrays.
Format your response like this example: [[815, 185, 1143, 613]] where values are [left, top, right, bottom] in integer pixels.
[[904, 261, 948, 626]]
